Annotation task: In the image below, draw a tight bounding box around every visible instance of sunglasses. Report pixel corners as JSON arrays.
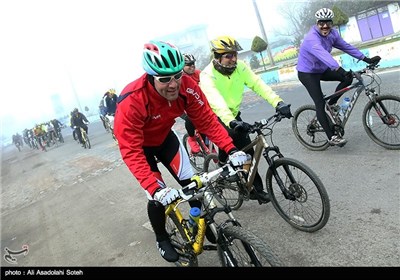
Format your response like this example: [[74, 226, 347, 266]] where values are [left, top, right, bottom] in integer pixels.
[[154, 71, 183, 84], [185, 62, 195, 67], [222, 52, 237, 59], [317, 20, 333, 27]]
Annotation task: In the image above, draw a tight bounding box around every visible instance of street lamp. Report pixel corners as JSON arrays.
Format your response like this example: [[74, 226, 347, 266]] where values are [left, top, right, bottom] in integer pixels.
[[252, 0, 275, 66]]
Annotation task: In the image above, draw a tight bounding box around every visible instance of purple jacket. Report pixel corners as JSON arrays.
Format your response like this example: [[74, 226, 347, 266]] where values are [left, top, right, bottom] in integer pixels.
[[296, 25, 365, 73]]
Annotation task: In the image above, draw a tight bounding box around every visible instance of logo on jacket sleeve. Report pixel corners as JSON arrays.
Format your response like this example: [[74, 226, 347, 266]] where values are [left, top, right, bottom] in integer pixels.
[[186, 88, 204, 106]]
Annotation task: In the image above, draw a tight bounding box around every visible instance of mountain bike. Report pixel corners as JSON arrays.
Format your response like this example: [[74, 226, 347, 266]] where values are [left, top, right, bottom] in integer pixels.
[[166, 162, 284, 267], [204, 112, 330, 233], [292, 62, 400, 151], [75, 125, 91, 149], [183, 130, 218, 172]]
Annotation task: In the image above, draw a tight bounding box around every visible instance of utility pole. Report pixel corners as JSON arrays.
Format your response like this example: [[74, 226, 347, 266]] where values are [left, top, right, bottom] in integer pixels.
[[252, 0, 275, 66]]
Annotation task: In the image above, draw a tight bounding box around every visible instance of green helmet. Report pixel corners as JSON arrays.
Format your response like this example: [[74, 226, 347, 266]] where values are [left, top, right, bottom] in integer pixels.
[[142, 41, 184, 76]]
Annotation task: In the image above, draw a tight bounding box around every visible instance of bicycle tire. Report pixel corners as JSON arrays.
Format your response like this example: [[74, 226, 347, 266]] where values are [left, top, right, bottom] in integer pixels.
[[165, 211, 198, 267], [83, 132, 91, 149], [266, 157, 330, 232], [292, 104, 330, 151], [204, 154, 244, 210], [110, 128, 118, 144], [362, 94, 400, 150], [217, 226, 284, 267], [182, 133, 205, 172], [58, 132, 64, 143]]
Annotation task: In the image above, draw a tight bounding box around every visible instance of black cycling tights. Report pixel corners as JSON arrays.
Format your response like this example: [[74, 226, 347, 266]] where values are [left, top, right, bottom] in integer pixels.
[[298, 69, 352, 139], [144, 130, 201, 241]]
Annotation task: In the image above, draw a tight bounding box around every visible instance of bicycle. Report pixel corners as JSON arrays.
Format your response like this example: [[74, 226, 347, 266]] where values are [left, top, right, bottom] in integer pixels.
[[183, 130, 218, 172], [104, 114, 118, 143], [292, 62, 400, 151], [165, 161, 284, 267], [54, 127, 64, 143], [203, 111, 330, 233], [75, 125, 91, 149]]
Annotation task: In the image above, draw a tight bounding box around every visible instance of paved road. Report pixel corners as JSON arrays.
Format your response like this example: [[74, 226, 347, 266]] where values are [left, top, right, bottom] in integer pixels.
[[1, 69, 399, 268]]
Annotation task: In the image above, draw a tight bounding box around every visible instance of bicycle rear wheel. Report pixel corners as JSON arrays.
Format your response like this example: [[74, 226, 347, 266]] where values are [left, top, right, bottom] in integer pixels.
[[266, 157, 330, 232], [183, 133, 206, 172], [165, 212, 198, 267], [217, 226, 283, 267], [363, 94, 400, 150], [292, 104, 330, 151], [204, 154, 244, 210]]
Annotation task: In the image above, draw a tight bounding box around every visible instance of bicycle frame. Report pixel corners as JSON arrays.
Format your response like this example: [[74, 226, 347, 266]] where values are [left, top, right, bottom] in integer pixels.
[[165, 166, 241, 255], [240, 127, 296, 200], [324, 65, 384, 129], [194, 130, 217, 155], [329, 80, 364, 127], [165, 201, 207, 255], [80, 127, 88, 142]]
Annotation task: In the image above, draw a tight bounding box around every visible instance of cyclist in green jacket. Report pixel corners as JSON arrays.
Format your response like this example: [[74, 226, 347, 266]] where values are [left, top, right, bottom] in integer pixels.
[[200, 35, 292, 203]]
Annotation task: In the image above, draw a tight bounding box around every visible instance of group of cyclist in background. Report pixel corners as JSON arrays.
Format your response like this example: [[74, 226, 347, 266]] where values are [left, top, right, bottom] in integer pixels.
[[15, 119, 65, 152], [12, 90, 117, 151]]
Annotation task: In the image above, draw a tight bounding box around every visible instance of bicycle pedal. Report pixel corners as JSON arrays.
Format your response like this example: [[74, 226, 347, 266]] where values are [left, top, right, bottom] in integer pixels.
[[203, 245, 217, 251]]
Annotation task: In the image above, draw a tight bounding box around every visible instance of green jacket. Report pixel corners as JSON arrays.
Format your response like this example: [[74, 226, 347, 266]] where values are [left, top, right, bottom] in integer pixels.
[[200, 60, 283, 126]]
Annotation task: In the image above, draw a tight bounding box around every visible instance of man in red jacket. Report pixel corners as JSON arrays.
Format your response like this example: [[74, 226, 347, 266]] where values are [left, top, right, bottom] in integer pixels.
[[114, 40, 247, 263], [181, 53, 202, 153]]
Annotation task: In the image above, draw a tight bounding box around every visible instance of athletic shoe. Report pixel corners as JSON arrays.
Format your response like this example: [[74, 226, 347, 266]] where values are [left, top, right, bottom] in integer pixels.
[[328, 135, 347, 147]]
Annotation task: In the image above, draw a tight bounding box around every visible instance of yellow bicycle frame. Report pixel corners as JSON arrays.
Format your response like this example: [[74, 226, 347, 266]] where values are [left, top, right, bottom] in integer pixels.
[[165, 175, 207, 255]]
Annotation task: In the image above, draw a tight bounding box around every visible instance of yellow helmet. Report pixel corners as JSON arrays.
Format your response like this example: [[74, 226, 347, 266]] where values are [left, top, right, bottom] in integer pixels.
[[108, 88, 116, 94], [210, 35, 243, 54]]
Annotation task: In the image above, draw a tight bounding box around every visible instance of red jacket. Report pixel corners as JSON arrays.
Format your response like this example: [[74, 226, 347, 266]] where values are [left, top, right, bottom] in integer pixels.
[[114, 73, 235, 196], [184, 69, 201, 84]]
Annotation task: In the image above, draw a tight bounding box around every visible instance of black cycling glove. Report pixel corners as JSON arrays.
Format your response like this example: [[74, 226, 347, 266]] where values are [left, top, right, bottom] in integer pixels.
[[275, 102, 292, 119], [363, 56, 381, 64], [336, 67, 353, 80], [229, 120, 252, 132]]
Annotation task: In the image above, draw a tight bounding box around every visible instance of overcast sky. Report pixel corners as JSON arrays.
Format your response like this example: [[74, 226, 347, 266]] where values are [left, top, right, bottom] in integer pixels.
[[0, 0, 288, 138]]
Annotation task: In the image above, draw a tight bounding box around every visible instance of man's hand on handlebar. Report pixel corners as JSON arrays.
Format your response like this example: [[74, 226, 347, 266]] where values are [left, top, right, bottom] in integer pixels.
[[275, 102, 293, 119], [363, 56, 381, 65]]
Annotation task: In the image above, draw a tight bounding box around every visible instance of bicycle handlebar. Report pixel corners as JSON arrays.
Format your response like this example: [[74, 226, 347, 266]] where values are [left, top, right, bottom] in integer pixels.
[[177, 163, 237, 202], [351, 61, 380, 81], [246, 112, 286, 134]]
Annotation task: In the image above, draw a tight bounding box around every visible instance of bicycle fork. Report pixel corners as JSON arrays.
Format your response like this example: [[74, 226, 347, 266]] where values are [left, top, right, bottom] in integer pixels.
[[370, 98, 398, 126], [264, 147, 296, 201]]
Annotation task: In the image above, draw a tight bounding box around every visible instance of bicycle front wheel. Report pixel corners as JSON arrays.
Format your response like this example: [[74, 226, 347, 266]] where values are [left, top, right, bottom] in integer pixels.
[[165, 212, 198, 267], [204, 154, 244, 210], [110, 128, 118, 144], [83, 132, 91, 149], [58, 132, 64, 143], [183, 133, 206, 172], [266, 157, 330, 232], [292, 104, 330, 151], [363, 94, 400, 150], [217, 226, 284, 267]]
